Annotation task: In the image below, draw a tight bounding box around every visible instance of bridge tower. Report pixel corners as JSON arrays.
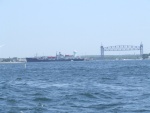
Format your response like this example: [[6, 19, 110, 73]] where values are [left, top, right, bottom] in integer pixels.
[[140, 43, 143, 57], [100, 45, 104, 58]]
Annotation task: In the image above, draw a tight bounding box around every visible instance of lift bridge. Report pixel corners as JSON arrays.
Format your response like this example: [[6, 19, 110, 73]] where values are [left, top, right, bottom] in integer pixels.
[[100, 44, 143, 58]]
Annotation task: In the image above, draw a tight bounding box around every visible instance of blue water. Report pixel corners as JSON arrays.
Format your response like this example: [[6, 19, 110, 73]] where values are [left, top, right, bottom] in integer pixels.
[[0, 60, 150, 113]]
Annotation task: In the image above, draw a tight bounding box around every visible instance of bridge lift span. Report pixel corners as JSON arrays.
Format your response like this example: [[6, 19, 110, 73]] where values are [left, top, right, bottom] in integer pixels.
[[100, 43, 143, 58]]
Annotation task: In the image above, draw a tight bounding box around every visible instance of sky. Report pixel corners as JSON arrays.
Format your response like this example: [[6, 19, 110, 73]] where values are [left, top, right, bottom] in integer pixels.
[[0, 0, 150, 57]]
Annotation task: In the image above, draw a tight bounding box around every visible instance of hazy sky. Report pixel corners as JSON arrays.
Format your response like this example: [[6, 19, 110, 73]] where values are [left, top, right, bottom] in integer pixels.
[[0, 0, 150, 57]]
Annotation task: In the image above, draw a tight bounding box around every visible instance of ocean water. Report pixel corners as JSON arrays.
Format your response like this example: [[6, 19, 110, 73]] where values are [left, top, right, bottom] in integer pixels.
[[0, 60, 150, 113]]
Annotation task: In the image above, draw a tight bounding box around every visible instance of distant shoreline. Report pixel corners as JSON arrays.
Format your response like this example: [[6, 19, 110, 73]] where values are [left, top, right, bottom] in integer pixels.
[[0, 62, 26, 64]]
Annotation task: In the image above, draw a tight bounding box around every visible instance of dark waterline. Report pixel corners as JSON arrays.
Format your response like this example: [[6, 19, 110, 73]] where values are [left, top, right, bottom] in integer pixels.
[[0, 60, 150, 113]]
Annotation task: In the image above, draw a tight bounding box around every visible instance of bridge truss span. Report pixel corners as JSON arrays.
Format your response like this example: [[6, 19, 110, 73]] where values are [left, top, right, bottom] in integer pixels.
[[100, 44, 143, 58], [104, 45, 140, 51]]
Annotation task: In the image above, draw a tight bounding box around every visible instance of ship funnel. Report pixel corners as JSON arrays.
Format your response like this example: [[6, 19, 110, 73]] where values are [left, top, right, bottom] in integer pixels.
[[73, 51, 77, 57]]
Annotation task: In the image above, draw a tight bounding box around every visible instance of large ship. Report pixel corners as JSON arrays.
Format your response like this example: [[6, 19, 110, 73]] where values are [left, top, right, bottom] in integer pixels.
[[26, 52, 84, 62]]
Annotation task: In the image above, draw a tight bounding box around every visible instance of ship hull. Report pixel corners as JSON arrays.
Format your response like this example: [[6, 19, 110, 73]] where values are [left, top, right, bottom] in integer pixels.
[[26, 58, 84, 62]]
